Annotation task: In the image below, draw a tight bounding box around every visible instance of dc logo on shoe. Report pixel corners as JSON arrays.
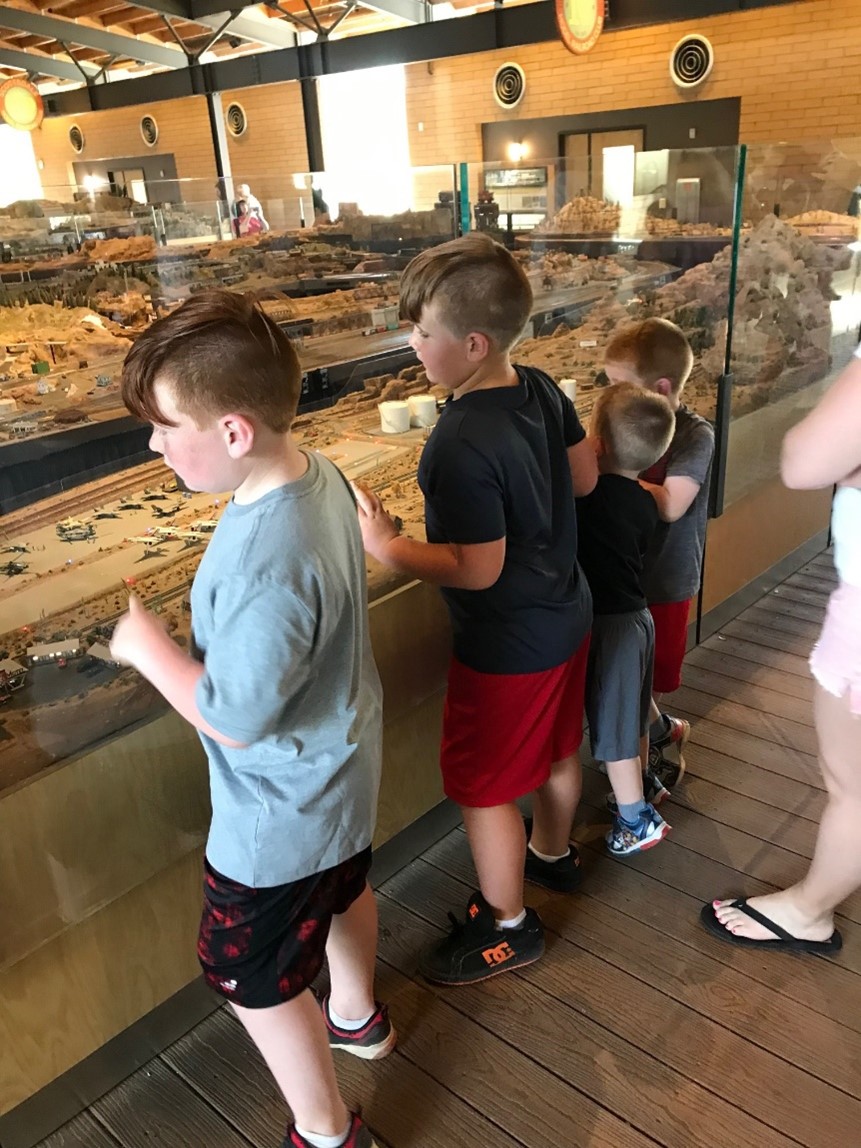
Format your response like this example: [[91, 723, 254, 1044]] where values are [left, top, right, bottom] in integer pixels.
[[482, 941, 515, 966]]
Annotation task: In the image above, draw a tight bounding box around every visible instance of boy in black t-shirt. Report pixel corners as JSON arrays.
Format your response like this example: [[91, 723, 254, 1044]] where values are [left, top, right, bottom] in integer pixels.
[[577, 383, 676, 855], [356, 234, 597, 984]]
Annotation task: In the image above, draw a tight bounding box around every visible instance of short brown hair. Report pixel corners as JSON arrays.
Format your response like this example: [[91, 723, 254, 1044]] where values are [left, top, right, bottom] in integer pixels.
[[121, 289, 302, 432], [591, 382, 675, 472], [399, 233, 533, 352], [604, 317, 694, 395]]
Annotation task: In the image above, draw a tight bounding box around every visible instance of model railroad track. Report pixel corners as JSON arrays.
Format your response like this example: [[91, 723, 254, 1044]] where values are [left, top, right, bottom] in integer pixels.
[[0, 459, 171, 539]]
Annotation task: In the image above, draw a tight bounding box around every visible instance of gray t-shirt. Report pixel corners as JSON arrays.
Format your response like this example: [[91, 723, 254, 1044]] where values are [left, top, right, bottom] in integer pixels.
[[190, 451, 383, 887], [641, 405, 715, 604]]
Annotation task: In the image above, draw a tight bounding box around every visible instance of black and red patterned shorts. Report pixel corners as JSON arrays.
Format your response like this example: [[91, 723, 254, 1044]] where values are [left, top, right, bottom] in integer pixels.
[[197, 846, 372, 1009]]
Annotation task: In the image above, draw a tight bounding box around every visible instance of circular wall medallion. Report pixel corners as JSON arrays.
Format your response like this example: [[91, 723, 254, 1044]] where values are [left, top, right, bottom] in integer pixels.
[[0, 77, 44, 131], [556, 0, 604, 55]]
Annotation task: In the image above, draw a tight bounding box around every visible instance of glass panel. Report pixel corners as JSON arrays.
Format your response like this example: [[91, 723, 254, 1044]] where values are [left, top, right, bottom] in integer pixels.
[[724, 140, 861, 506]]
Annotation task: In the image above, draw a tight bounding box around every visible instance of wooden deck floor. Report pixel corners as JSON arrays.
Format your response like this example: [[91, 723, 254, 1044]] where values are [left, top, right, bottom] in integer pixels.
[[39, 551, 861, 1148]]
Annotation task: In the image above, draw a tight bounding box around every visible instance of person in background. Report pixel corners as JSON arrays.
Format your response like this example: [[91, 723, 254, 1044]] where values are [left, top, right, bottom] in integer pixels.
[[701, 347, 861, 956], [236, 199, 263, 238], [603, 318, 715, 801], [238, 181, 270, 231]]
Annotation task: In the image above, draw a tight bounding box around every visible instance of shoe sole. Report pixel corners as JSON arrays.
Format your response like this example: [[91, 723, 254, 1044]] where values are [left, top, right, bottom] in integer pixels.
[[329, 1026, 398, 1060], [420, 949, 544, 987], [607, 822, 671, 858]]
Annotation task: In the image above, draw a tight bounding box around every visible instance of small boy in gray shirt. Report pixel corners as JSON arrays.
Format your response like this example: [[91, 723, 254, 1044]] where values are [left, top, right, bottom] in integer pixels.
[[110, 290, 389, 1148]]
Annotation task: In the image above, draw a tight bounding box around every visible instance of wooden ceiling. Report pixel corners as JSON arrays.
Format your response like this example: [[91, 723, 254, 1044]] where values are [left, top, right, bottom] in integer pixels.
[[0, 0, 427, 86]]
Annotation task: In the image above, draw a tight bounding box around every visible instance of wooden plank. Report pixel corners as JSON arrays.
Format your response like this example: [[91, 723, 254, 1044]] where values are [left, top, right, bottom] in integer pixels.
[[90, 1058, 254, 1148], [671, 686, 819, 754], [677, 743, 825, 821], [577, 775, 861, 929], [783, 572, 836, 595], [753, 593, 827, 625], [383, 859, 861, 1147], [715, 617, 813, 657], [164, 1002, 528, 1148], [672, 709, 823, 789], [700, 632, 813, 679], [375, 882, 799, 1148], [679, 663, 816, 727], [38, 1112, 121, 1148], [738, 604, 822, 641], [684, 644, 814, 700], [769, 583, 831, 608], [431, 826, 861, 1026]]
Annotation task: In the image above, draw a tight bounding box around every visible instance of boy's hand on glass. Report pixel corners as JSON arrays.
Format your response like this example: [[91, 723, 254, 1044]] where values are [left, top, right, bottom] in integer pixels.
[[352, 482, 401, 562], [110, 593, 167, 667]]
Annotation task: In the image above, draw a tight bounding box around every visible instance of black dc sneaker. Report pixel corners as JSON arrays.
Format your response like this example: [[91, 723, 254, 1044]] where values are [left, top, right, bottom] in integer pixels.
[[522, 817, 582, 892], [419, 891, 544, 985]]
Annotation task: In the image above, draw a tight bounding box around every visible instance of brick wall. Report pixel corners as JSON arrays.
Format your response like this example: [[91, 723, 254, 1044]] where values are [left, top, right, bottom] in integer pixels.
[[33, 96, 218, 202], [406, 0, 861, 165]]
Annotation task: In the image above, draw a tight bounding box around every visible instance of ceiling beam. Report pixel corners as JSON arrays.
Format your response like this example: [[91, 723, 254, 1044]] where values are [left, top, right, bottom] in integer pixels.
[[127, 1, 297, 47], [354, 0, 428, 23], [0, 43, 100, 81], [0, 7, 188, 68]]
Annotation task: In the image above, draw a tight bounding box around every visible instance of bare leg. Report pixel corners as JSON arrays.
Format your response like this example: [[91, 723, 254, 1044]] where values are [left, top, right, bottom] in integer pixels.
[[326, 883, 378, 1022], [530, 752, 581, 856], [606, 755, 645, 806], [649, 696, 662, 727], [462, 802, 526, 921], [714, 684, 861, 941], [232, 991, 348, 1137]]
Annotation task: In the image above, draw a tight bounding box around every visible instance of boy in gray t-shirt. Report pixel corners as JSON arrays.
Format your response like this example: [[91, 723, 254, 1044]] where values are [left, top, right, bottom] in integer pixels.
[[110, 290, 389, 1148], [604, 318, 715, 797]]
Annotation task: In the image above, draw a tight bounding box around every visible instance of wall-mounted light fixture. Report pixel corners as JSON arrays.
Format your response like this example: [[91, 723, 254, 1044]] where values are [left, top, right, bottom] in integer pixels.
[[507, 141, 528, 163]]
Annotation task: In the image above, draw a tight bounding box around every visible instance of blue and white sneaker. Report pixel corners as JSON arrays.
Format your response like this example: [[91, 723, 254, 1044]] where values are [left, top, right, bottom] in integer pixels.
[[606, 804, 670, 857]]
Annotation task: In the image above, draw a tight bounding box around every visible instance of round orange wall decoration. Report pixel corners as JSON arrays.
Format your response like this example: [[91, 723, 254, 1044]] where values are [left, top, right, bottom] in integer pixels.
[[556, 0, 604, 55], [0, 77, 44, 131]]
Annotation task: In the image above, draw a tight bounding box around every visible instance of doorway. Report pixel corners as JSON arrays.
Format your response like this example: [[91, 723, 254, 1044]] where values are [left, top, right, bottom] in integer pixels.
[[107, 168, 147, 204], [561, 128, 644, 204]]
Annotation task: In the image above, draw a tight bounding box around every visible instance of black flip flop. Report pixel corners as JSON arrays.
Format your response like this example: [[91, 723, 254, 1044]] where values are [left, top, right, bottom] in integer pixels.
[[700, 897, 843, 955]]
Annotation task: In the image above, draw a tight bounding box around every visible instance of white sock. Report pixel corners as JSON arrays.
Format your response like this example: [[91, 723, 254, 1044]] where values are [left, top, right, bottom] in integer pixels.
[[528, 842, 570, 864], [496, 909, 527, 929], [294, 1121, 352, 1148], [327, 1001, 373, 1031]]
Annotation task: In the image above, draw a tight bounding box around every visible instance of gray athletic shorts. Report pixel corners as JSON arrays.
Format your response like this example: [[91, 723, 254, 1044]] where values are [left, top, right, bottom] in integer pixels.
[[585, 609, 655, 763]]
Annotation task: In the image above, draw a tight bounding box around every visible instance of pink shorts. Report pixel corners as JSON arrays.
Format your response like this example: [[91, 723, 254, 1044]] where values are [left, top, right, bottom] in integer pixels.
[[809, 582, 861, 715]]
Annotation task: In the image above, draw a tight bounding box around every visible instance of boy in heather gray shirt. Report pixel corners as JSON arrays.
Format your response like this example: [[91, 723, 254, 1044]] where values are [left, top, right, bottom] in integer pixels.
[[110, 290, 390, 1148]]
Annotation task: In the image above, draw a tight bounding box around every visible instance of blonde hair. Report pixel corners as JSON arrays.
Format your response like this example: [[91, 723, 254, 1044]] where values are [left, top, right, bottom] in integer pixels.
[[604, 317, 694, 395], [591, 382, 675, 472], [399, 233, 533, 352]]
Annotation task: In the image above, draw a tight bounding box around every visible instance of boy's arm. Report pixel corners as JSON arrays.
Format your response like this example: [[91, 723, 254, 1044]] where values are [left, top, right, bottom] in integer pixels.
[[354, 485, 505, 590], [639, 475, 702, 523], [110, 596, 246, 747], [569, 438, 598, 497], [781, 354, 861, 489]]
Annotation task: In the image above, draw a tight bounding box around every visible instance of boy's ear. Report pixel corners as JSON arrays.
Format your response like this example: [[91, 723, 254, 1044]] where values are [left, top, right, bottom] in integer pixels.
[[465, 330, 492, 361], [220, 412, 256, 458], [654, 376, 674, 399]]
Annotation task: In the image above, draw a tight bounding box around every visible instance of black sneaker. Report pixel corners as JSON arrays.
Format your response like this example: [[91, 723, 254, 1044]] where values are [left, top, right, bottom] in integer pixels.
[[648, 714, 690, 790], [322, 994, 397, 1060], [284, 1112, 379, 1148], [523, 817, 582, 892], [419, 891, 544, 985]]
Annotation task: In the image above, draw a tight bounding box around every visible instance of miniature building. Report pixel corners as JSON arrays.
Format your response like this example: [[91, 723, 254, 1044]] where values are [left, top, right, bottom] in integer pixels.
[[87, 642, 120, 667], [0, 658, 27, 692], [26, 639, 84, 665]]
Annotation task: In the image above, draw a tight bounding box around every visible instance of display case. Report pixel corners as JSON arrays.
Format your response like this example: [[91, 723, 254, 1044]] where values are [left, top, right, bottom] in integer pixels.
[[1, 142, 855, 1120]]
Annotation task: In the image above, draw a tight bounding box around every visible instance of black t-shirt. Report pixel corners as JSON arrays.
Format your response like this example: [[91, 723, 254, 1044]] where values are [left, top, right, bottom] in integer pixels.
[[417, 365, 591, 673], [576, 473, 659, 615]]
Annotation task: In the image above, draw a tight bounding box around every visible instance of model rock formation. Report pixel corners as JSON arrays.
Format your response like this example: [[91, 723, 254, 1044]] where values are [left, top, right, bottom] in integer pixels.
[[539, 197, 622, 235]]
